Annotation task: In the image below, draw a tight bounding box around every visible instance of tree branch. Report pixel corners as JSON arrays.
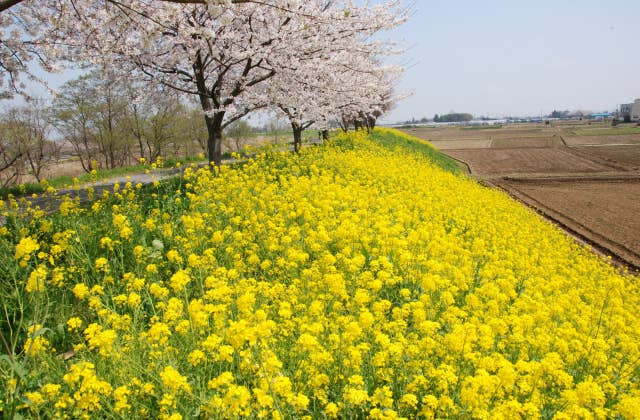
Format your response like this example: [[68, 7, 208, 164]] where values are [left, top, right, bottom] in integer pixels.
[[0, 0, 256, 13], [0, 0, 21, 13]]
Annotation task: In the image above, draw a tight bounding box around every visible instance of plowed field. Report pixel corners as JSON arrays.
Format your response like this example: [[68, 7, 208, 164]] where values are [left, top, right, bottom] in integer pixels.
[[571, 146, 640, 171], [402, 123, 640, 270], [564, 134, 640, 146]]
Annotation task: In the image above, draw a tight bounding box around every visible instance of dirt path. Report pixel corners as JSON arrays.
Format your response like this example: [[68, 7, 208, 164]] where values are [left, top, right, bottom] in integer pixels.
[[488, 178, 640, 272]]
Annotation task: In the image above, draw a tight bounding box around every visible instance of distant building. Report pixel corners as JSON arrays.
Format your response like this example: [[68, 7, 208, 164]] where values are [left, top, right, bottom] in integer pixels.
[[620, 99, 640, 121]]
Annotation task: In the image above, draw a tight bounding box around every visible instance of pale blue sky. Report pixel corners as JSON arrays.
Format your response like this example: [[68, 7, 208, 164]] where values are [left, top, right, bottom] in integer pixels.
[[383, 0, 640, 122], [14, 1, 640, 123]]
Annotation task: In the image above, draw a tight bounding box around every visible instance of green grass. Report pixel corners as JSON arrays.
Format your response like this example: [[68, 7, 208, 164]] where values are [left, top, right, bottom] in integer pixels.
[[0, 183, 46, 199], [368, 128, 464, 175], [462, 124, 503, 130], [573, 127, 640, 136], [1, 130, 462, 200]]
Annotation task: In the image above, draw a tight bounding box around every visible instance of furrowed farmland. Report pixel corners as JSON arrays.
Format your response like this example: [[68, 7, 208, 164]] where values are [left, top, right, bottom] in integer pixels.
[[404, 123, 640, 269], [1, 129, 639, 418]]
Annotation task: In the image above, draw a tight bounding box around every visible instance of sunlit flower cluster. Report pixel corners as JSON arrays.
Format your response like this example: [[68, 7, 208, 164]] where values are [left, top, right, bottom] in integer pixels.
[[1, 129, 639, 419]]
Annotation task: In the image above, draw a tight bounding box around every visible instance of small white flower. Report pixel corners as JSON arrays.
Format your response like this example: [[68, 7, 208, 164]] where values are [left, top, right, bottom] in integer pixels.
[[152, 239, 164, 251]]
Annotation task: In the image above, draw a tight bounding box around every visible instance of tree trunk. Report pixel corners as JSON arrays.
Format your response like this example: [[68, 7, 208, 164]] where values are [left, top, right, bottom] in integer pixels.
[[292, 122, 302, 154], [367, 114, 376, 130], [193, 52, 225, 168], [205, 112, 224, 166], [340, 115, 349, 132], [131, 105, 146, 161]]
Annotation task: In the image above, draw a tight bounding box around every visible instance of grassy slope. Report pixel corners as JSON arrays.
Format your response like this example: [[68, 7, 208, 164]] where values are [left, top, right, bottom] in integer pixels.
[[574, 126, 640, 136], [368, 128, 464, 174]]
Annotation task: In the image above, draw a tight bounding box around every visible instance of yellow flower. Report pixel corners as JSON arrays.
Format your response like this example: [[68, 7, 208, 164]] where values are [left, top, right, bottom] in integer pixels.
[[208, 371, 235, 390], [400, 393, 418, 410], [160, 366, 191, 394], [40, 383, 61, 400], [223, 385, 252, 416], [113, 214, 133, 239], [372, 386, 394, 408], [166, 250, 183, 264], [127, 292, 142, 307], [325, 402, 339, 418], [25, 391, 45, 407], [4, 128, 640, 418], [187, 349, 206, 366], [169, 270, 191, 293], [114, 385, 131, 414], [66, 317, 83, 332], [83, 323, 117, 356], [95, 257, 109, 272], [72, 283, 90, 300], [26, 265, 47, 292], [147, 321, 171, 346], [15, 236, 40, 261], [24, 324, 49, 356]]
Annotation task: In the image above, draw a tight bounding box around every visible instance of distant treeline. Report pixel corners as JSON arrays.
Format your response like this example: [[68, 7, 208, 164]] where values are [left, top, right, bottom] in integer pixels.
[[434, 113, 473, 123], [398, 112, 481, 125]]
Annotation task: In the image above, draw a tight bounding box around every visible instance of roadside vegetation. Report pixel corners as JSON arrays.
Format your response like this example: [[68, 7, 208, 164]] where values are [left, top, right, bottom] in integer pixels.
[[462, 124, 503, 130], [1, 129, 638, 419], [0, 92, 315, 201]]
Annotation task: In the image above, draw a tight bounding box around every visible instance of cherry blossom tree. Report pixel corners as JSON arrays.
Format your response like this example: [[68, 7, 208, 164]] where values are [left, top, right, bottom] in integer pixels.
[[260, 2, 406, 151], [3, 0, 408, 164], [269, 41, 405, 151], [34, 0, 406, 164], [0, 0, 331, 100]]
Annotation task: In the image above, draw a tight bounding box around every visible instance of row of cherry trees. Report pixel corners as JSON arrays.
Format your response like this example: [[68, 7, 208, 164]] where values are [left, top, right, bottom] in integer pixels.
[[2, 0, 407, 164]]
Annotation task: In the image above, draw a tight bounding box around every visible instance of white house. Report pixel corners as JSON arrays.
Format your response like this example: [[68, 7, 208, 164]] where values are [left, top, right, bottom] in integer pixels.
[[620, 99, 640, 121]]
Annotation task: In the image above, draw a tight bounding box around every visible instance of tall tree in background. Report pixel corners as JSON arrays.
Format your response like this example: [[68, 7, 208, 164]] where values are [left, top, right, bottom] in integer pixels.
[[0, 105, 57, 185], [2, 0, 407, 168], [51, 69, 130, 171]]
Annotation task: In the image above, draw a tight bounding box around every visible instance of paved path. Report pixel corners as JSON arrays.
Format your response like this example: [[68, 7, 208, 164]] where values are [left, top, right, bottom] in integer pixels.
[[1, 159, 243, 221], [3, 141, 320, 222]]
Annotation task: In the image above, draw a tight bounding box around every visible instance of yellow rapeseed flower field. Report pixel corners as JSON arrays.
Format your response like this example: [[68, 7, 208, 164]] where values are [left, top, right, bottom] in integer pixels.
[[1, 128, 639, 419]]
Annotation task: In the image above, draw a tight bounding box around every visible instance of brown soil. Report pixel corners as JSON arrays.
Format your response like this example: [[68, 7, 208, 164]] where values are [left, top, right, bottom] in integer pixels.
[[406, 127, 549, 141], [445, 148, 614, 176], [490, 136, 564, 149], [430, 140, 492, 150], [570, 146, 640, 171]]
